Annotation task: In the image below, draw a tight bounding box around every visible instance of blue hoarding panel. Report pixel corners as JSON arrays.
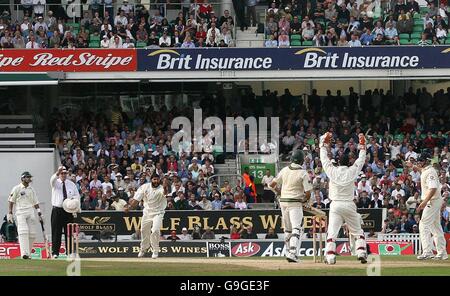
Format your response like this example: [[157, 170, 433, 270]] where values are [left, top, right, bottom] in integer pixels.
[[137, 47, 450, 71]]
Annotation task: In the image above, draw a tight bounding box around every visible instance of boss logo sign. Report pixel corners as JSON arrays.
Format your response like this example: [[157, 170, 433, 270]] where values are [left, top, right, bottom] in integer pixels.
[[231, 242, 261, 257], [208, 243, 230, 251]]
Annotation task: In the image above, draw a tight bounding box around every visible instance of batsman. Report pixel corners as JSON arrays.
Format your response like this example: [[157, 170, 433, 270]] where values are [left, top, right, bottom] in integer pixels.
[[7, 172, 42, 259], [270, 149, 313, 263], [320, 132, 368, 264]]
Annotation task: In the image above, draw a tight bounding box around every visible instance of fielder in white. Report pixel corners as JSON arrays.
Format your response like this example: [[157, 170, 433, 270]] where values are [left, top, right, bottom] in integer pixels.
[[7, 172, 42, 259], [128, 173, 167, 259], [320, 132, 368, 264], [270, 150, 313, 263], [415, 151, 448, 260]]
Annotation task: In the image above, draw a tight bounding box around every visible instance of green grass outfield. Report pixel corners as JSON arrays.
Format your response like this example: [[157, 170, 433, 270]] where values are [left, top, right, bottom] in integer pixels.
[[1, 256, 449, 276]]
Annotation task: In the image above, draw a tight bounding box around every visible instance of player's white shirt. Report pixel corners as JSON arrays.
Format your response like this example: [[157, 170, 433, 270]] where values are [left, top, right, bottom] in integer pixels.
[[133, 183, 167, 214], [320, 146, 366, 201], [273, 163, 312, 202], [420, 165, 441, 201], [8, 183, 39, 211]]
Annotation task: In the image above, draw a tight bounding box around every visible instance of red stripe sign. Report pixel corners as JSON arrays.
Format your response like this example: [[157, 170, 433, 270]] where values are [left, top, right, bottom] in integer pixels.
[[0, 49, 136, 72]]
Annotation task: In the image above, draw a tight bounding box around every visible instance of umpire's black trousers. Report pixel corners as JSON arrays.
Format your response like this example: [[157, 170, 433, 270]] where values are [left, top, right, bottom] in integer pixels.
[[51, 207, 73, 256]]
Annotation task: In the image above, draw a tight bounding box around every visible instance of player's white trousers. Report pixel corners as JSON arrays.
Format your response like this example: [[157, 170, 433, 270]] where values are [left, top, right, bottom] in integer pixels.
[[280, 202, 303, 255], [325, 201, 365, 256], [140, 211, 164, 253], [15, 207, 37, 257], [419, 198, 447, 256]]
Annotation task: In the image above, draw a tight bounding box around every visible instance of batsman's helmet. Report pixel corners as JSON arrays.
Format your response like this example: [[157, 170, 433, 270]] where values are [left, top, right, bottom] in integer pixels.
[[21, 171, 32, 179], [417, 150, 432, 163], [291, 150, 305, 165]]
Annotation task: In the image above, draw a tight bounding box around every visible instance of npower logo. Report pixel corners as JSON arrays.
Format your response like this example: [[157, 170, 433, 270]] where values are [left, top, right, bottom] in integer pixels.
[[231, 242, 261, 257], [0, 245, 19, 256]]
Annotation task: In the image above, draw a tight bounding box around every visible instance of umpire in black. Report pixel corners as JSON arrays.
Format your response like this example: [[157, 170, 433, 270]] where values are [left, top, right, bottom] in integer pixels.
[[50, 166, 80, 258]]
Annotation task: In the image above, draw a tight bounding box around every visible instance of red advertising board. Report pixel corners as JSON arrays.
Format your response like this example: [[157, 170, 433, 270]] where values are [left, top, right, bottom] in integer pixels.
[[336, 241, 414, 256], [0, 242, 66, 259], [0, 49, 136, 72]]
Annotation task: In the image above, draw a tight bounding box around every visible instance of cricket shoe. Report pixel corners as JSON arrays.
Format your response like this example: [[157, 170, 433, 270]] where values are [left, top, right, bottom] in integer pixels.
[[357, 253, 368, 264], [151, 251, 159, 259], [22, 255, 31, 260], [286, 252, 299, 263], [138, 248, 148, 258], [417, 253, 434, 260], [432, 254, 448, 261], [324, 255, 336, 265]]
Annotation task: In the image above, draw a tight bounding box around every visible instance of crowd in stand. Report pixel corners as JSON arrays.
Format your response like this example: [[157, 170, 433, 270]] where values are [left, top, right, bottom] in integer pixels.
[[1, 0, 449, 49], [48, 85, 450, 236], [0, 0, 235, 49], [263, 0, 450, 47]]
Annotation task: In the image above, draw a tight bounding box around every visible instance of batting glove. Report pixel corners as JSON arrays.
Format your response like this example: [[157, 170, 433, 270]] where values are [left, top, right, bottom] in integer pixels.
[[358, 133, 366, 150], [320, 132, 332, 147], [7, 213, 13, 224]]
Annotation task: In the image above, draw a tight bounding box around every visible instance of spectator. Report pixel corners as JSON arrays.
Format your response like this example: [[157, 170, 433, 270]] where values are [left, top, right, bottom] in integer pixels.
[[110, 194, 128, 211], [358, 191, 371, 208], [302, 22, 315, 40], [199, 195, 212, 210], [240, 226, 257, 239], [181, 35, 196, 48], [100, 35, 110, 48], [337, 35, 349, 46], [211, 193, 222, 210], [265, 227, 278, 239], [234, 195, 248, 210], [201, 226, 215, 240], [417, 33, 431, 45], [174, 192, 189, 210], [179, 227, 192, 240], [348, 33, 362, 47], [222, 193, 235, 209], [370, 191, 383, 208], [261, 169, 275, 202], [384, 22, 398, 40], [265, 34, 278, 47], [246, 0, 258, 27], [360, 28, 374, 45], [167, 230, 180, 241], [230, 226, 241, 239], [26, 35, 40, 49], [278, 30, 290, 47], [159, 29, 171, 47]]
